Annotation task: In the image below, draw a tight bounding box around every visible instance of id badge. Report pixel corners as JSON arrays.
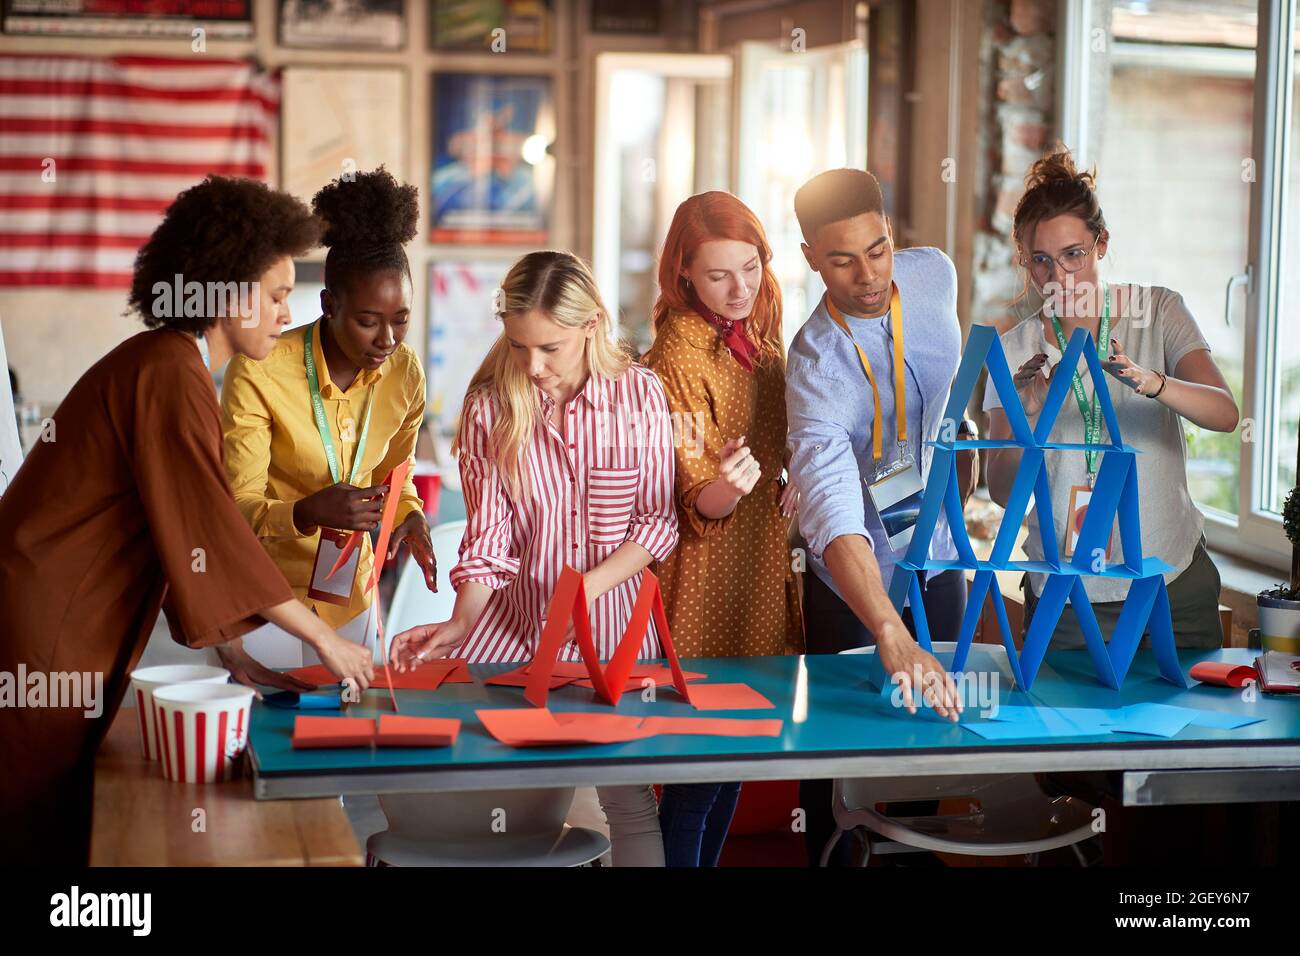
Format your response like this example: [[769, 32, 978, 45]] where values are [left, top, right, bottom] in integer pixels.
[[1063, 484, 1115, 562], [866, 458, 925, 554], [307, 528, 361, 607]]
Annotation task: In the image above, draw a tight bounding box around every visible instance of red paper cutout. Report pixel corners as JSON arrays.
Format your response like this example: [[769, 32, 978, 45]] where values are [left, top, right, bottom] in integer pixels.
[[286, 663, 342, 688], [287, 657, 461, 692], [365, 460, 411, 713], [439, 661, 474, 684], [682, 683, 775, 711], [325, 530, 363, 581], [375, 715, 460, 747], [484, 667, 577, 689], [523, 568, 693, 708], [1190, 661, 1257, 688], [384, 667, 449, 691], [523, 661, 625, 679], [476, 708, 648, 746], [292, 716, 376, 749]]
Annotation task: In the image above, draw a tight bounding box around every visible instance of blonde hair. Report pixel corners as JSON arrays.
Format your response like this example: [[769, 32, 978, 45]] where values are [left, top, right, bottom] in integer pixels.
[[455, 250, 631, 500]]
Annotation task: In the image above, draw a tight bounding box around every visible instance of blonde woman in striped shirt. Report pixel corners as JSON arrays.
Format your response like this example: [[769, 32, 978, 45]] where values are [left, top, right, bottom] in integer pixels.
[[389, 251, 679, 866]]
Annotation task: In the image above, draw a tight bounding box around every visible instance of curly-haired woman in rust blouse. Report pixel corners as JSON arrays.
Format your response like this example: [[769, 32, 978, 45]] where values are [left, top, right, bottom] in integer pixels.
[[642, 191, 802, 867], [0, 176, 374, 864]]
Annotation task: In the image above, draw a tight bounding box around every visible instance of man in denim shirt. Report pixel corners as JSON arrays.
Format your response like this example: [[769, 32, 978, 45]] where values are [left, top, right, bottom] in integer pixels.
[[787, 168, 977, 864]]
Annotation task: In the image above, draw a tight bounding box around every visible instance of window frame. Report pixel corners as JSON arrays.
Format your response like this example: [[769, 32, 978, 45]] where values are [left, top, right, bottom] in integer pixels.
[[1057, 0, 1298, 574]]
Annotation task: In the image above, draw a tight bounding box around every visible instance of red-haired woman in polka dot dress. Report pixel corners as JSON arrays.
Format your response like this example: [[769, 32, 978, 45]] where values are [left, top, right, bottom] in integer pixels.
[[642, 191, 803, 867]]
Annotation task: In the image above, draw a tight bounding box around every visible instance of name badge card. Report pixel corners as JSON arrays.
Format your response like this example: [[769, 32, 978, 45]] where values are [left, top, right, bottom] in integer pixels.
[[1064, 484, 1115, 562], [866, 458, 925, 554], [308, 528, 361, 607]]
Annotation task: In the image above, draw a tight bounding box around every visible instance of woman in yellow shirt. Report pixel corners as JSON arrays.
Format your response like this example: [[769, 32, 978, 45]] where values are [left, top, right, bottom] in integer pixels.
[[221, 168, 436, 665]]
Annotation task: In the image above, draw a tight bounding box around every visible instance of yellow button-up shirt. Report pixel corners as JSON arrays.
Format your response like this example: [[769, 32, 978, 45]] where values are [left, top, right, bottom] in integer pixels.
[[220, 321, 426, 627]]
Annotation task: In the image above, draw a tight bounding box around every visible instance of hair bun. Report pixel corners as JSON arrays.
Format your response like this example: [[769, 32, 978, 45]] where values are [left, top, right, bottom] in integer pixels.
[[311, 166, 419, 250], [1024, 145, 1096, 192]]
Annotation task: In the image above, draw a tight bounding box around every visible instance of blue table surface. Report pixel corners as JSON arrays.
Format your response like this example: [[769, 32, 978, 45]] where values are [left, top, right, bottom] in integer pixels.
[[248, 647, 1300, 777]]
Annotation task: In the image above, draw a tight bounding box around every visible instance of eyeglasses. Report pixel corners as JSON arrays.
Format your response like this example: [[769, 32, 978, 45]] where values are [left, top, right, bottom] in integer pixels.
[[1022, 239, 1099, 280]]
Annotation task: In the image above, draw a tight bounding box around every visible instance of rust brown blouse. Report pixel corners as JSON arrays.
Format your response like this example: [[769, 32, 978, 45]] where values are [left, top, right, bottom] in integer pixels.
[[642, 309, 803, 658], [0, 329, 293, 863]]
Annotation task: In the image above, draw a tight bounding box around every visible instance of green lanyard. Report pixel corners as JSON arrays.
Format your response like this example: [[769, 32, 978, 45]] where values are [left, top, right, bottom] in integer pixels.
[[1048, 283, 1110, 481], [303, 322, 373, 485]]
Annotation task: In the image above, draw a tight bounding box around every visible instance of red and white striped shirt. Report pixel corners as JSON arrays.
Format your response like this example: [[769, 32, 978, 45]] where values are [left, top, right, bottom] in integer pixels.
[[451, 364, 679, 663]]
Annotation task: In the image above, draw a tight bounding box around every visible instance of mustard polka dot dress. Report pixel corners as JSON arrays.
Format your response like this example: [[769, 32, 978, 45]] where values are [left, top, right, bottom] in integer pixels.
[[642, 309, 804, 658]]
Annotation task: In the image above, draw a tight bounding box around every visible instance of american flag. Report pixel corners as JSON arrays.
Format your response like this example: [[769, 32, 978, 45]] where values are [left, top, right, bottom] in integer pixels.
[[0, 53, 278, 288]]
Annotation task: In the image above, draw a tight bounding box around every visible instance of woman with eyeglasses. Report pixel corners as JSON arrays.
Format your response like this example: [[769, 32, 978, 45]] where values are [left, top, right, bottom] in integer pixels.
[[983, 146, 1239, 649]]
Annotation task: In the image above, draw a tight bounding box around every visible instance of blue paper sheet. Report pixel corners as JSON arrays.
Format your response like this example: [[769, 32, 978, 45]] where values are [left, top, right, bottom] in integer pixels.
[[970, 702, 1264, 739], [1118, 702, 1264, 732], [985, 705, 1116, 735], [1185, 709, 1265, 730], [1108, 702, 1194, 738]]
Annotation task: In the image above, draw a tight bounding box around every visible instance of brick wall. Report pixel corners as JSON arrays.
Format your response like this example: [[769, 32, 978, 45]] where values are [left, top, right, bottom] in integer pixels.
[[970, 0, 1056, 334]]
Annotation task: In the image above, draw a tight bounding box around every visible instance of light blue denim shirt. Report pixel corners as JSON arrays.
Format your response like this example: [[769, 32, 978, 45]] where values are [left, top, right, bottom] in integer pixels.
[[786, 246, 962, 603]]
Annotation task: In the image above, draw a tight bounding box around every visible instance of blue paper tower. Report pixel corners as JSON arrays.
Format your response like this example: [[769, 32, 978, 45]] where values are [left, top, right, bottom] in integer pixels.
[[877, 325, 1187, 692]]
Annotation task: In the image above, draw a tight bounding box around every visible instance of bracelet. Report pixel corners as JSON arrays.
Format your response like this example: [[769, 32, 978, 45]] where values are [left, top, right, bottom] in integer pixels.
[[1149, 370, 1168, 399]]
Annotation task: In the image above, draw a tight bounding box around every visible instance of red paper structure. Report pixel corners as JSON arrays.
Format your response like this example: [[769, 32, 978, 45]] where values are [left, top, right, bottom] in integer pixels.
[[682, 683, 775, 711], [1189, 661, 1257, 688], [523, 567, 693, 708], [570, 664, 708, 692], [365, 460, 411, 712]]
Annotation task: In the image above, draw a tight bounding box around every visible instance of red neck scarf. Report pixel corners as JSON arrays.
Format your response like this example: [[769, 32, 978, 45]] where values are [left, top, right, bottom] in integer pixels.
[[689, 291, 757, 372]]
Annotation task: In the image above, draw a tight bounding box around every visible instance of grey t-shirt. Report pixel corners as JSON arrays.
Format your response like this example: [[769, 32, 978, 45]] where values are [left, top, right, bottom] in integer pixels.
[[981, 284, 1211, 602]]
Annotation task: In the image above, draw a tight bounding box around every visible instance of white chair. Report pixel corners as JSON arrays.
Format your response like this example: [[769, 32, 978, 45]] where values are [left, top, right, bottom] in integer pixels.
[[383, 519, 465, 659], [821, 642, 1100, 866], [367, 790, 610, 867], [373, 522, 609, 866]]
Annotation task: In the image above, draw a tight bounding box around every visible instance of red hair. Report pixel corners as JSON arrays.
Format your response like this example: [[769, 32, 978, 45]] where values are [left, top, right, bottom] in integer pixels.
[[652, 191, 784, 367]]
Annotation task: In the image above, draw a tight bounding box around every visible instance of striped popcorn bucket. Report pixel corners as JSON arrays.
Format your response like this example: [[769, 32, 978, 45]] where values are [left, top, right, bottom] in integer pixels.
[[128, 665, 230, 761], [152, 684, 256, 784]]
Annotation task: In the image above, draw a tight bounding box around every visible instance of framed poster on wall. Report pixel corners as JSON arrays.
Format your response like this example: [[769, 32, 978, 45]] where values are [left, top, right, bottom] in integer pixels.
[[429, 72, 553, 245], [591, 0, 660, 34], [426, 261, 510, 436], [278, 0, 406, 51], [281, 66, 408, 207], [430, 0, 551, 53], [1, 0, 253, 38]]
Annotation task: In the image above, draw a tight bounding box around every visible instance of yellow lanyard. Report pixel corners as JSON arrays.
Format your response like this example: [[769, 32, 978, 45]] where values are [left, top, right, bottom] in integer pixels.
[[825, 286, 907, 464]]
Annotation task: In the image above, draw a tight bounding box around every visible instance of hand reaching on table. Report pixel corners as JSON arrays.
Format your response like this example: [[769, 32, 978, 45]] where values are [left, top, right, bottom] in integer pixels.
[[390, 619, 467, 672], [876, 619, 963, 721]]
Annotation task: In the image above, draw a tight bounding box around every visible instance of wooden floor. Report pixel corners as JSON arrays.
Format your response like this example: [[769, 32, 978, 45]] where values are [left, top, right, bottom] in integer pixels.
[[92, 707, 363, 867]]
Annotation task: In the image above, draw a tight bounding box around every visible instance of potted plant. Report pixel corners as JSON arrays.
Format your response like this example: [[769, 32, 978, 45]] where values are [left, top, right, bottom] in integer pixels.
[[1257, 485, 1300, 653]]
